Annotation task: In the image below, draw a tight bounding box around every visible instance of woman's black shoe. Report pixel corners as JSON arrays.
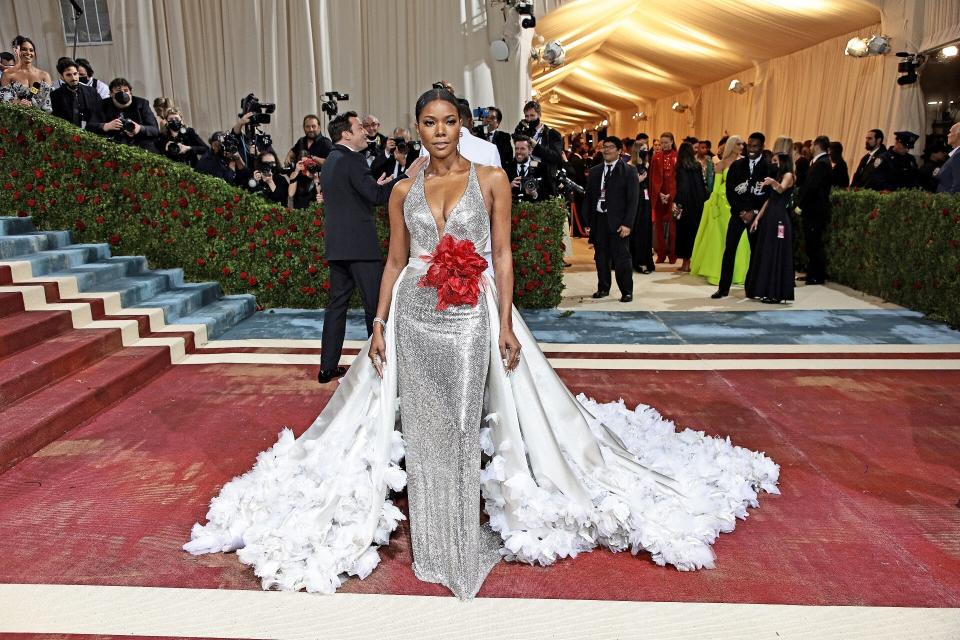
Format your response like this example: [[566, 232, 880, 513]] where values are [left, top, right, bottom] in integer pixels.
[[760, 297, 781, 304], [317, 366, 347, 384], [591, 290, 609, 299]]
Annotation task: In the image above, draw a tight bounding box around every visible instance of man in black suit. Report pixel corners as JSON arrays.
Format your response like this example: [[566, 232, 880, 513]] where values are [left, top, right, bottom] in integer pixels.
[[50, 58, 102, 129], [482, 107, 513, 168], [316, 111, 424, 383], [713, 131, 771, 298], [584, 136, 639, 303], [798, 135, 833, 285], [505, 135, 553, 202], [851, 128, 889, 190], [516, 100, 565, 178], [88, 78, 160, 150]]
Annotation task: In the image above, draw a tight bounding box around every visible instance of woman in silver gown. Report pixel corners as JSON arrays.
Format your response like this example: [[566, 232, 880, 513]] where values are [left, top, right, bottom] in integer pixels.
[[186, 90, 780, 600]]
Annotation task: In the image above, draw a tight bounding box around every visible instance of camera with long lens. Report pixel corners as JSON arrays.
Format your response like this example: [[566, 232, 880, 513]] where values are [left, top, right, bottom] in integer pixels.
[[239, 93, 275, 125], [554, 166, 584, 197], [321, 91, 349, 117]]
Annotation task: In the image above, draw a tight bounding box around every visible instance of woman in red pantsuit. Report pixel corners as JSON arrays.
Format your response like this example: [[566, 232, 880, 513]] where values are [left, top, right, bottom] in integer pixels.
[[648, 132, 678, 263]]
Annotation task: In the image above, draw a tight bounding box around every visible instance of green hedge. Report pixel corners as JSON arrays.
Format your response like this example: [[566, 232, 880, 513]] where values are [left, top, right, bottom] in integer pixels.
[[828, 189, 960, 327], [0, 103, 565, 309]]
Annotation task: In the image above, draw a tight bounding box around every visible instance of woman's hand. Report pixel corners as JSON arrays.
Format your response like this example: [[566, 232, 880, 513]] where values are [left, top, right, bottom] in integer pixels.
[[750, 216, 760, 233], [369, 330, 387, 378], [499, 327, 521, 372]]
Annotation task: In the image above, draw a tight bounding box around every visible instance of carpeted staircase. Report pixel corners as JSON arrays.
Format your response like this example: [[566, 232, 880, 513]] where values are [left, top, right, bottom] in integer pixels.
[[0, 216, 256, 472]]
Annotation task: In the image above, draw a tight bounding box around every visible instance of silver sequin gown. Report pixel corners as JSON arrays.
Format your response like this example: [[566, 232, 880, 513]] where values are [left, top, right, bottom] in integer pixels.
[[394, 163, 502, 599]]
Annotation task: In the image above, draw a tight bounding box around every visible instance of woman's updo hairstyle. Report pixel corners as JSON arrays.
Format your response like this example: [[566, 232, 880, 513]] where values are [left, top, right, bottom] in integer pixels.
[[414, 88, 460, 121]]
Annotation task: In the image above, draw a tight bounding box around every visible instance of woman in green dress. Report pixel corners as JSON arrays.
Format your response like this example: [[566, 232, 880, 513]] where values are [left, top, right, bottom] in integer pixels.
[[690, 135, 750, 286]]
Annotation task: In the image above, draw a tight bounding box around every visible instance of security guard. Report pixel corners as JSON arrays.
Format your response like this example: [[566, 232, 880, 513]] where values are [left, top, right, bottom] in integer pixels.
[[887, 131, 920, 191]]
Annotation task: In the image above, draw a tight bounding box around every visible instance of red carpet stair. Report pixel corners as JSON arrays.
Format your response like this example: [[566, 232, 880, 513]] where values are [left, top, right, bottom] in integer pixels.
[[0, 216, 256, 473]]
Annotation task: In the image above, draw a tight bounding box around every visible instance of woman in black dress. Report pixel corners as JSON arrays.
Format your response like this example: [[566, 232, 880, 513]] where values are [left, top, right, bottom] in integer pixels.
[[746, 153, 795, 303], [829, 141, 850, 188], [673, 142, 708, 272]]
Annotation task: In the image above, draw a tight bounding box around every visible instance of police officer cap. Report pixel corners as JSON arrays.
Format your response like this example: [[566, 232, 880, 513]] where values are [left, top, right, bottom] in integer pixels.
[[894, 131, 919, 149], [925, 141, 950, 155]]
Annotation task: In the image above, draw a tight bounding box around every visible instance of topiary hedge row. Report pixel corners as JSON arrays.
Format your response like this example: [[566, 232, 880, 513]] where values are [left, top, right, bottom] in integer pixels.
[[828, 189, 960, 327], [0, 103, 566, 309]]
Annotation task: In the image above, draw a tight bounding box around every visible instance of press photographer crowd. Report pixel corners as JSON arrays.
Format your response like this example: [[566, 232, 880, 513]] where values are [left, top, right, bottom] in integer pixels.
[[2, 33, 959, 308]]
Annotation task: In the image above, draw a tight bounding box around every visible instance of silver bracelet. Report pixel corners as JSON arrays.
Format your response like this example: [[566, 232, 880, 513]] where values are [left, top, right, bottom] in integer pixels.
[[373, 317, 387, 329]]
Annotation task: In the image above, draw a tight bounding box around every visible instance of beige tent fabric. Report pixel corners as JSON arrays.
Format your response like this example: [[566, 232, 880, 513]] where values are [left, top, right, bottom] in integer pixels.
[[1, 0, 559, 154]]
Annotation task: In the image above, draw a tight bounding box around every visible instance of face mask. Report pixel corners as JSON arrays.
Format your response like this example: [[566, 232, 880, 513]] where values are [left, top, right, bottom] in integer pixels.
[[114, 91, 131, 106], [527, 118, 540, 130]]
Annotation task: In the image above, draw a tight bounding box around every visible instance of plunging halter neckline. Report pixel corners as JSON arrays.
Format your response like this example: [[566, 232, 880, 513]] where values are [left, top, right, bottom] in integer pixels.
[[421, 162, 474, 239]]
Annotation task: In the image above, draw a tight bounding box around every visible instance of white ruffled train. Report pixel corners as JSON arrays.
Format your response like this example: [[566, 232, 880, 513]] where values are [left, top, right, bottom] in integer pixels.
[[185, 272, 780, 593]]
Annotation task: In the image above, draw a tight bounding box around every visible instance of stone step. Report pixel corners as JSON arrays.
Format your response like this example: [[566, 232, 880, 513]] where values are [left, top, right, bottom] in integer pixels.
[[0, 231, 72, 259], [0, 309, 74, 358], [0, 244, 113, 281], [177, 295, 257, 340], [0, 216, 37, 236], [0, 344, 171, 473], [0, 327, 123, 409], [42, 257, 148, 292], [128, 281, 222, 324], [0, 292, 23, 319]]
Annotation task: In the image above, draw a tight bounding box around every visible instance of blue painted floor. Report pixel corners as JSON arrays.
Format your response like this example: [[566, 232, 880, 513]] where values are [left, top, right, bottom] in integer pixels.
[[218, 308, 960, 345]]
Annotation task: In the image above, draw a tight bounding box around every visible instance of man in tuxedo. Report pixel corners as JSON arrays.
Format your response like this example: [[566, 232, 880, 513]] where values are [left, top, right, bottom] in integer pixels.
[[482, 107, 513, 168], [317, 111, 424, 383], [937, 122, 960, 194], [851, 128, 889, 190], [584, 136, 639, 302], [798, 136, 833, 285], [516, 100, 564, 178], [89, 78, 160, 150], [361, 114, 389, 168], [50, 58, 102, 129], [505, 135, 552, 202], [712, 131, 771, 298]]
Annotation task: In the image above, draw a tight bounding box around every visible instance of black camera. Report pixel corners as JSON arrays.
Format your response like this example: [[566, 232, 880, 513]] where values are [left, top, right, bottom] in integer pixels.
[[321, 91, 349, 117], [164, 140, 181, 159], [520, 175, 541, 200], [239, 93, 275, 125], [514, 120, 536, 138], [221, 132, 242, 155], [118, 113, 137, 135], [554, 167, 585, 197]]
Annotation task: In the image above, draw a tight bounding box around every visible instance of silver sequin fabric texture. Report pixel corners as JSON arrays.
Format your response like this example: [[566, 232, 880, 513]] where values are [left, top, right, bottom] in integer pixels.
[[395, 163, 501, 599]]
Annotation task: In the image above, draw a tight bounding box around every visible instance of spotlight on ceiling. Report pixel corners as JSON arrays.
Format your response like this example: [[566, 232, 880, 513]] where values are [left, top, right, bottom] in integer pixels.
[[601, 119, 609, 127], [846, 35, 891, 58], [941, 45, 959, 58], [672, 102, 688, 113], [548, 91, 560, 104], [632, 111, 648, 121], [531, 40, 566, 67], [728, 79, 753, 94], [489, 39, 510, 62]]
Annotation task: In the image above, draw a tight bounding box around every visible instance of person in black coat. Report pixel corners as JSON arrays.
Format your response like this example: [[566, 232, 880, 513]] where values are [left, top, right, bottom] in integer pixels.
[[851, 128, 889, 190], [828, 141, 850, 188], [504, 135, 553, 202], [316, 111, 425, 383], [584, 136, 640, 302], [153, 107, 207, 167], [886, 131, 920, 191], [481, 107, 513, 168], [798, 136, 833, 285], [629, 135, 654, 273], [88, 78, 160, 150], [712, 131, 772, 298], [49, 58, 102, 129], [673, 142, 708, 271], [516, 100, 564, 177]]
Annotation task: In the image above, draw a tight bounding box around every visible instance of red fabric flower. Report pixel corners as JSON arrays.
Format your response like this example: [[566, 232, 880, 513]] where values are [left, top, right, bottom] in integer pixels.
[[418, 234, 487, 311]]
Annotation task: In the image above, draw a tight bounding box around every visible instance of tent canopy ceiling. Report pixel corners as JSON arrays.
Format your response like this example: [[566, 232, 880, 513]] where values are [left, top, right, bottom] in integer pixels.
[[532, 0, 882, 129]]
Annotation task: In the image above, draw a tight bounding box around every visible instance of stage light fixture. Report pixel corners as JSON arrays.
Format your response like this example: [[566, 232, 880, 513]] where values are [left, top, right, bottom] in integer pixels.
[[672, 102, 688, 113], [632, 111, 647, 121], [846, 35, 892, 58], [548, 91, 560, 104], [728, 79, 753, 94], [531, 40, 566, 67], [489, 38, 510, 61], [942, 45, 958, 58]]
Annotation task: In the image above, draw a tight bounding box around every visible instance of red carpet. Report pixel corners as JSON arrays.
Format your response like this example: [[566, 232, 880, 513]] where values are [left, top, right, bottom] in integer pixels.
[[0, 364, 957, 606]]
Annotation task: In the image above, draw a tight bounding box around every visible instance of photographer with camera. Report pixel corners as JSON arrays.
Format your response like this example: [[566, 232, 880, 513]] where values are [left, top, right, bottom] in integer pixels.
[[285, 114, 333, 170], [196, 131, 248, 186], [506, 135, 553, 202], [286, 155, 323, 209], [231, 93, 277, 167], [90, 78, 159, 149], [153, 107, 207, 167], [514, 100, 564, 176], [247, 150, 288, 205]]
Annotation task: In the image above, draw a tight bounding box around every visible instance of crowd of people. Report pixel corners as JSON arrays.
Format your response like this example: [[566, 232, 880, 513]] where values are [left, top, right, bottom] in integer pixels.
[[3, 33, 959, 307]]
